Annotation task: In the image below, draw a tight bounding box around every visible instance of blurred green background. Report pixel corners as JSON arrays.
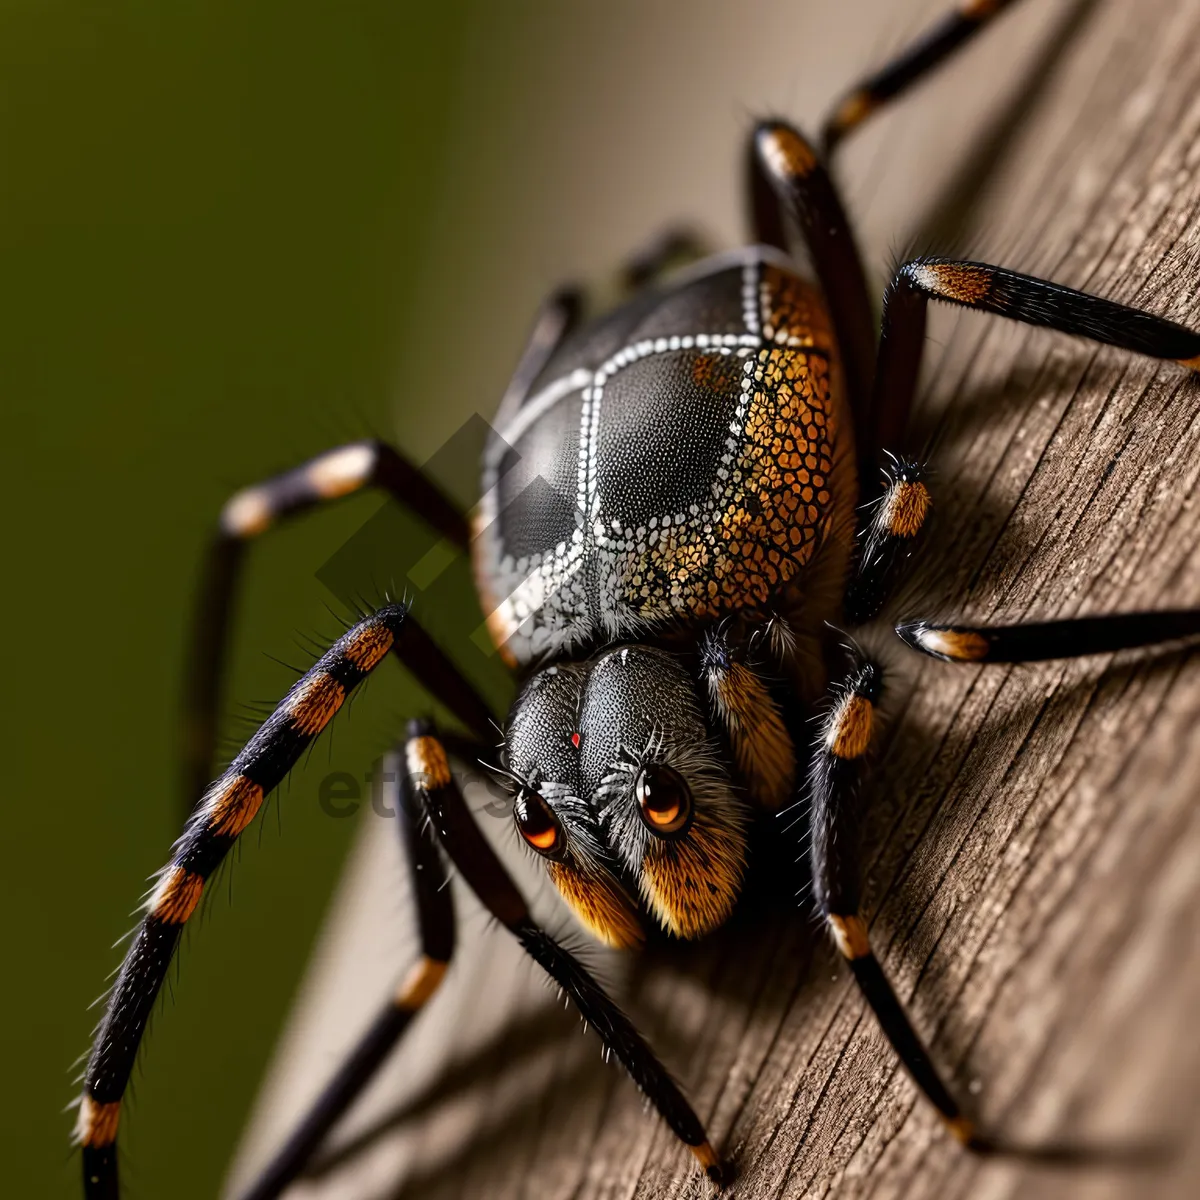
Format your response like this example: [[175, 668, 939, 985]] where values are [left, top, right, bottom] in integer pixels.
[[2, 3, 496, 1196]]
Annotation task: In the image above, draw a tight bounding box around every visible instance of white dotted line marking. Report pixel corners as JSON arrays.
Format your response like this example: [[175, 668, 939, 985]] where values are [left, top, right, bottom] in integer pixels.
[[490, 251, 793, 652], [742, 259, 760, 336]]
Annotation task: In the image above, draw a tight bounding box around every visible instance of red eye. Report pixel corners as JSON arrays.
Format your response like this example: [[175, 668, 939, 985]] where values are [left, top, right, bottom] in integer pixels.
[[514, 788, 565, 857], [635, 763, 694, 838]]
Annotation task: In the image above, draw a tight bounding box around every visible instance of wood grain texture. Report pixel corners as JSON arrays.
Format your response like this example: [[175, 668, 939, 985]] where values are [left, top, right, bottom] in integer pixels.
[[229, 2, 1200, 1197]]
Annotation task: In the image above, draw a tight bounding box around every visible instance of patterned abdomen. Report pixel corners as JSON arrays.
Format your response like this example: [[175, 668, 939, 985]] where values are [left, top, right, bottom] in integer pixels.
[[475, 246, 856, 664]]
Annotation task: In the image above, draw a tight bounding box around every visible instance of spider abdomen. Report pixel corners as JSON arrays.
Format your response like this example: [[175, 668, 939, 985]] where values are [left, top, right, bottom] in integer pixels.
[[475, 245, 858, 665]]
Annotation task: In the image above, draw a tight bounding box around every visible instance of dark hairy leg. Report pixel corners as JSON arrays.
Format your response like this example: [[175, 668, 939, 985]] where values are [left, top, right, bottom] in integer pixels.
[[182, 439, 478, 816], [409, 718, 726, 1184], [747, 120, 876, 444], [78, 605, 412, 1199], [821, 0, 1027, 157], [237, 746, 455, 1200], [898, 609, 1200, 663], [825, 249, 1200, 1151], [871, 256, 1200, 465], [844, 256, 1200, 616], [843, 454, 931, 624], [805, 655, 987, 1146]]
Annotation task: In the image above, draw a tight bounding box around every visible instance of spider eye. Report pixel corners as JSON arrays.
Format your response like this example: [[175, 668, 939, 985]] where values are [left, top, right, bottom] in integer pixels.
[[635, 763, 693, 838], [514, 787, 564, 857]]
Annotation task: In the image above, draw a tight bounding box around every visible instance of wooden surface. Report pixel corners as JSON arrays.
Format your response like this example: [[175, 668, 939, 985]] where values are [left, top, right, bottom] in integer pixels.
[[230, 2, 1200, 1197]]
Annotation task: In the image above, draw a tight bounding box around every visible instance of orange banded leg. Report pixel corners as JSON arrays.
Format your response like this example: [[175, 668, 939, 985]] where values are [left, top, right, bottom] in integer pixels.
[[237, 745, 454, 1200], [821, 0, 1025, 157], [699, 626, 796, 809], [845, 455, 932, 624], [410, 718, 725, 1186], [872, 256, 1200, 466], [748, 120, 876, 440], [898, 609, 1200, 664], [183, 438, 479, 818], [808, 657, 985, 1149], [77, 606, 409, 1200]]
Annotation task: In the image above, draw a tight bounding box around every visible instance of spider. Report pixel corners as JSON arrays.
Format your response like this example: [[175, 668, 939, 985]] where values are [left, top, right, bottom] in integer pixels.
[[75, 2, 1200, 1196]]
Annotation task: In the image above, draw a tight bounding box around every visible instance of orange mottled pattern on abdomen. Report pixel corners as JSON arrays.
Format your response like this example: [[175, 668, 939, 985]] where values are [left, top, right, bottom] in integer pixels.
[[615, 342, 841, 619]]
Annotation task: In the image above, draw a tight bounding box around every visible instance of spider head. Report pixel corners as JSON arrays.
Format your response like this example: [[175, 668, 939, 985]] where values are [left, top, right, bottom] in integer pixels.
[[503, 644, 748, 948]]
